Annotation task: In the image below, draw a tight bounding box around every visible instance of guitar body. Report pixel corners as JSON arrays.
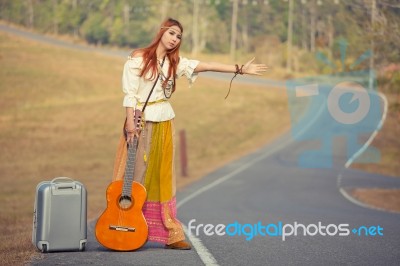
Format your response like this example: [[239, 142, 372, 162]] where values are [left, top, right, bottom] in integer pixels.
[[95, 180, 148, 251]]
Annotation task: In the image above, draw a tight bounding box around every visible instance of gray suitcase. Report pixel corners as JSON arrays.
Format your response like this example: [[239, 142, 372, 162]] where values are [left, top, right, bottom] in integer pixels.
[[32, 177, 87, 252]]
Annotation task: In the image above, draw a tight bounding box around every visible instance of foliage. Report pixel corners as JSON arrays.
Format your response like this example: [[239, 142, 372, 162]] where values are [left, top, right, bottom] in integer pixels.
[[81, 13, 109, 45], [0, 0, 399, 73]]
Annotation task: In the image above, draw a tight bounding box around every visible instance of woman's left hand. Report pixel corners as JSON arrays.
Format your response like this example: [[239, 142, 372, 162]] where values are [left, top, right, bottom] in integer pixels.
[[242, 57, 269, 75]]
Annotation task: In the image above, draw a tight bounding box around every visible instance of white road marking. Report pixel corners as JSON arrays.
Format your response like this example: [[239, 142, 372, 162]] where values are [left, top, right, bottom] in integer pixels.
[[177, 92, 326, 266], [177, 141, 289, 266], [182, 224, 219, 266], [338, 92, 391, 212], [344, 92, 388, 168]]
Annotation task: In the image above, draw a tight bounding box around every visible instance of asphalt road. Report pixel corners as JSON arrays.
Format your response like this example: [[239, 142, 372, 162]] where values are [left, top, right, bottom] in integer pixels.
[[30, 131, 400, 265], [2, 24, 399, 266], [177, 134, 400, 265]]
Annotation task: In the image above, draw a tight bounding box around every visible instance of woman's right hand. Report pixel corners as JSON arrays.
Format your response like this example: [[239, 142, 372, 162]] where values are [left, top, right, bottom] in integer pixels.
[[125, 108, 143, 144], [126, 107, 136, 144], [126, 130, 136, 144], [125, 116, 137, 144]]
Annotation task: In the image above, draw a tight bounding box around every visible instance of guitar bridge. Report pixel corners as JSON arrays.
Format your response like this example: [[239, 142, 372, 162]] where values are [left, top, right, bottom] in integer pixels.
[[109, 225, 136, 232]]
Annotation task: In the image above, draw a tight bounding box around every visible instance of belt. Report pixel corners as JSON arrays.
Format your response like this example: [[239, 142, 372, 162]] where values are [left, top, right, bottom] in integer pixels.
[[137, 99, 168, 107]]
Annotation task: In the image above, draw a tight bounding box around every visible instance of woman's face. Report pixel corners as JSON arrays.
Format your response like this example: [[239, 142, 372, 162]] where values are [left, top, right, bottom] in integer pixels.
[[160, 25, 182, 51]]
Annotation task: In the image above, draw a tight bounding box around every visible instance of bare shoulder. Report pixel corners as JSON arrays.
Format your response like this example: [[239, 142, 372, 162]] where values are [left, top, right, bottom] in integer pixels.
[[129, 50, 144, 58]]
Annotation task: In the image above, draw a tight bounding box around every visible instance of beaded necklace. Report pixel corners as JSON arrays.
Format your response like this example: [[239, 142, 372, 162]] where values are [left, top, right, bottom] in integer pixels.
[[157, 60, 174, 99]]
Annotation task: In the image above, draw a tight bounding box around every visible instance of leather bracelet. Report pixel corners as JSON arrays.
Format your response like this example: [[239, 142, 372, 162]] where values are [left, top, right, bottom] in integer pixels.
[[235, 64, 240, 74], [239, 65, 244, 75], [234, 64, 244, 75], [226, 64, 244, 99]]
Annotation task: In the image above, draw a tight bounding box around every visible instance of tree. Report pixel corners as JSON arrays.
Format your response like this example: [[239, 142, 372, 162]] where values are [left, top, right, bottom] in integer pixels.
[[81, 13, 109, 45]]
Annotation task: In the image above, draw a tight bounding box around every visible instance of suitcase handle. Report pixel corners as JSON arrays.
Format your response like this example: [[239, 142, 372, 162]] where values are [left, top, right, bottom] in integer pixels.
[[51, 177, 76, 189]]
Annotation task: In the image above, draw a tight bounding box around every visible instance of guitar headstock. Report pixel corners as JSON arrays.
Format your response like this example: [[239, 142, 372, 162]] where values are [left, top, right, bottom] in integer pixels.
[[134, 109, 143, 131]]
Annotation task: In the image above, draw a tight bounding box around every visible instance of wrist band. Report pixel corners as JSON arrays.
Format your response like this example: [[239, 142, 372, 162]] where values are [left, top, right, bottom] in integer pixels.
[[239, 65, 244, 75], [225, 64, 244, 99]]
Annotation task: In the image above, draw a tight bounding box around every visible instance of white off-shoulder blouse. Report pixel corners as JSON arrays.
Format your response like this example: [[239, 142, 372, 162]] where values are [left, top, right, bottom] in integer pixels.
[[122, 56, 200, 122]]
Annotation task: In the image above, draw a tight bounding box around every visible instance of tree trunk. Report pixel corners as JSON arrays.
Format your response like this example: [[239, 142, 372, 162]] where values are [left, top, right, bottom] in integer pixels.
[[327, 14, 334, 59], [310, 0, 316, 53], [53, 0, 58, 35], [369, 0, 376, 90], [27, 0, 34, 29], [302, 5, 308, 51], [123, 0, 130, 35], [286, 0, 294, 73], [230, 0, 238, 59], [161, 0, 169, 20], [241, 10, 249, 53], [192, 0, 199, 56], [72, 0, 78, 38]]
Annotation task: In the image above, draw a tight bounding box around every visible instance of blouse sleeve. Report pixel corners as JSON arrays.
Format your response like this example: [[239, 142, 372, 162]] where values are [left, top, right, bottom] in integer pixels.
[[176, 57, 200, 87], [122, 57, 142, 108]]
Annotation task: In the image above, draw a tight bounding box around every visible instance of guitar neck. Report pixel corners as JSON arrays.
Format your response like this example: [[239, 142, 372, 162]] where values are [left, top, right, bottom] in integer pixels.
[[122, 137, 138, 197]]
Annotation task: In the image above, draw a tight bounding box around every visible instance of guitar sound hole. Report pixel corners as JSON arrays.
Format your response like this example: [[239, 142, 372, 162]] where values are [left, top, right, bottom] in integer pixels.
[[119, 195, 133, 209]]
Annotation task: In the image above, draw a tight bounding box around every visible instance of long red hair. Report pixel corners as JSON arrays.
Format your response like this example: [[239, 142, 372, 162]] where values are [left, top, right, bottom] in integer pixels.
[[131, 18, 183, 93]]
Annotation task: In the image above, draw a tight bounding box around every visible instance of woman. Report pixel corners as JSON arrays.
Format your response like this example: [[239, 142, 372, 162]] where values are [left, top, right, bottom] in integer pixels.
[[112, 18, 268, 250]]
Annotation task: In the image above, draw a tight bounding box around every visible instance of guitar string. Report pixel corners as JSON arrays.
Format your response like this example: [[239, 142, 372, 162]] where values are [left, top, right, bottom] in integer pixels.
[[124, 140, 135, 227], [116, 57, 165, 231], [117, 140, 133, 228], [119, 137, 137, 228], [119, 145, 127, 227]]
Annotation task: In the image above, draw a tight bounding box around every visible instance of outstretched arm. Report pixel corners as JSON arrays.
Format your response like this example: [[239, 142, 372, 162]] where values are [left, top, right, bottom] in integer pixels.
[[194, 58, 269, 76]]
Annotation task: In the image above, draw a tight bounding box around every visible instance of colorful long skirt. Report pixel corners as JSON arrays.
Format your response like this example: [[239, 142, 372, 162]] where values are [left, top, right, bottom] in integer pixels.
[[111, 120, 185, 245]]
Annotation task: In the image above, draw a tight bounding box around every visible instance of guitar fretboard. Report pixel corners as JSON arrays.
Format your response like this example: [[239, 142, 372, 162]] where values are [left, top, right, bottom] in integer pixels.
[[122, 138, 138, 197]]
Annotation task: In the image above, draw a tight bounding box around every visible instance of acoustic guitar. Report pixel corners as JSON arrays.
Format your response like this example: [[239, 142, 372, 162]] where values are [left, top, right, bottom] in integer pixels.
[[95, 111, 148, 251]]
